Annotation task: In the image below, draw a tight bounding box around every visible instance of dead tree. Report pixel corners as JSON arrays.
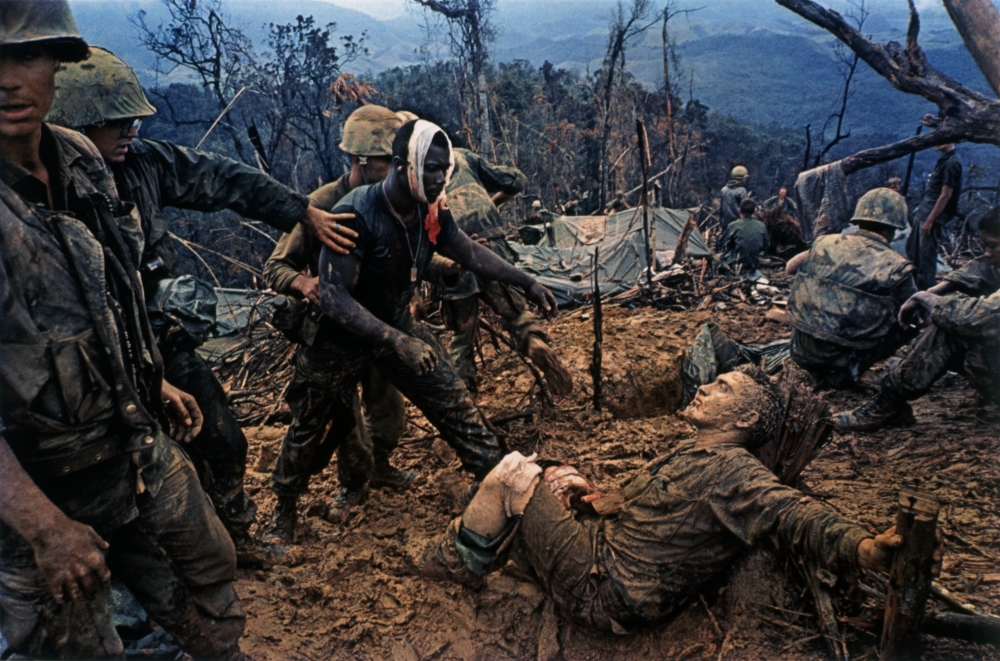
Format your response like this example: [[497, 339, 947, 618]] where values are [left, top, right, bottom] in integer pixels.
[[598, 0, 653, 209], [775, 0, 1000, 175], [413, 0, 495, 155], [590, 249, 604, 412]]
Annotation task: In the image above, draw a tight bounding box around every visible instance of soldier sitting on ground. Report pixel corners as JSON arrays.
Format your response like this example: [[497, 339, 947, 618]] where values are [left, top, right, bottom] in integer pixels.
[[764, 186, 798, 220], [45, 47, 358, 566], [718, 198, 769, 278], [835, 206, 1000, 431], [603, 190, 628, 215], [785, 188, 918, 389], [414, 366, 940, 633]]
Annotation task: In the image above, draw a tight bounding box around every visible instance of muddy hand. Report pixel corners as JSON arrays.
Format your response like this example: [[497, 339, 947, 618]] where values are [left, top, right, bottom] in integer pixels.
[[161, 379, 203, 443], [291, 274, 320, 305], [394, 335, 438, 375], [301, 206, 358, 255], [526, 282, 558, 320], [33, 521, 111, 604], [857, 525, 903, 572]]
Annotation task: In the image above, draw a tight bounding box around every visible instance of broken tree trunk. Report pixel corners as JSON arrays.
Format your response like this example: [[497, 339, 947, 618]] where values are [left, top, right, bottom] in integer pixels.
[[672, 212, 698, 265], [941, 0, 1000, 98], [924, 611, 1000, 647], [881, 485, 941, 661], [590, 248, 603, 412], [775, 0, 1000, 176], [636, 119, 655, 292]]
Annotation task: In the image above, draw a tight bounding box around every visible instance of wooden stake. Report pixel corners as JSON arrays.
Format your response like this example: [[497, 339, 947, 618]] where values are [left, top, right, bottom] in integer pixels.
[[636, 118, 654, 292], [881, 484, 941, 660], [590, 248, 604, 412]]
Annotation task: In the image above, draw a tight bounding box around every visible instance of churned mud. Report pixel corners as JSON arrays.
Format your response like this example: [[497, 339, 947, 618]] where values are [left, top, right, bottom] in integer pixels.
[[237, 288, 999, 661]]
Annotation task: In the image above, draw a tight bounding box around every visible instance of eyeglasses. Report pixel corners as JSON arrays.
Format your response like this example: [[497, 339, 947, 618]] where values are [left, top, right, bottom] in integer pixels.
[[99, 117, 142, 138]]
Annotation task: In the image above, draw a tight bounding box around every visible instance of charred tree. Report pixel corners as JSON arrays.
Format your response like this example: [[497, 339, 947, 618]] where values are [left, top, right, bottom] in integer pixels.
[[776, 0, 1000, 175]]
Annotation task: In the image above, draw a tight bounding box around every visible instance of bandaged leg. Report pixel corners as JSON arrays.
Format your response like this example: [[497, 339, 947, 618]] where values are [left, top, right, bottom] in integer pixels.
[[463, 451, 543, 539]]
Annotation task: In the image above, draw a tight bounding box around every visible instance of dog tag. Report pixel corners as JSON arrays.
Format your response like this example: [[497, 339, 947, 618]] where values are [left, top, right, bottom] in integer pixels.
[[411, 265, 418, 283]]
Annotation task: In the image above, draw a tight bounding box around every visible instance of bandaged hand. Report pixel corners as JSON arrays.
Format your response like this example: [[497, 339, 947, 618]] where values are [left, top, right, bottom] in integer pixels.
[[543, 464, 603, 511]]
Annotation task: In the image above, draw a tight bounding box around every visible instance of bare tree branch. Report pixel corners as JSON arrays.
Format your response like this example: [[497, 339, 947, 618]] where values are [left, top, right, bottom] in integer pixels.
[[942, 0, 1000, 98]]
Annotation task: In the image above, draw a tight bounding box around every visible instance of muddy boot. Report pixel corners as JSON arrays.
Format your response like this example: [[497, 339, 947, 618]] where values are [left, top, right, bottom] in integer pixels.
[[263, 495, 298, 545], [833, 383, 915, 432], [526, 336, 573, 396], [233, 532, 288, 569], [324, 487, 367, 524], [369, 455, 420, 490]]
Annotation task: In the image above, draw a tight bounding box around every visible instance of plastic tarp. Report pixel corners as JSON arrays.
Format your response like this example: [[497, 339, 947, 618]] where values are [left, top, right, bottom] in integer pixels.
[[510, 207, 710, 306]]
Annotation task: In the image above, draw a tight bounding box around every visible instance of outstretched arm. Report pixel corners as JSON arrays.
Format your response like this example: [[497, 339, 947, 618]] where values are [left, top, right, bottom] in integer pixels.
[[318, 248, 438, 375], [436, 230, 557, 319]]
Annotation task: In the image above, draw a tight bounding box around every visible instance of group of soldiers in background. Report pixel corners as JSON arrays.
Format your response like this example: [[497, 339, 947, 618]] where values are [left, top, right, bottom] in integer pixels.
[[0, 0, 995, 657]]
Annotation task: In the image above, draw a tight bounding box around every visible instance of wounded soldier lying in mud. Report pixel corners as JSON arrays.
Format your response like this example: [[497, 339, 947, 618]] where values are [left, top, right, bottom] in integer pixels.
[[413, 365, 942, 633]]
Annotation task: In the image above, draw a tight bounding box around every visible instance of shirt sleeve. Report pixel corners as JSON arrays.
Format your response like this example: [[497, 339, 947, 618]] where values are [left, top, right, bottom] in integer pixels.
[[708, 453, 869, 581], [473, 153, 527, 196], [142, 139, 309, 233], [263, 225, 316, 294], [332, 202, 368, 262], [943, 158, 963, 191], [931, 290, 1000, 340], [434, 206, 461, 246]]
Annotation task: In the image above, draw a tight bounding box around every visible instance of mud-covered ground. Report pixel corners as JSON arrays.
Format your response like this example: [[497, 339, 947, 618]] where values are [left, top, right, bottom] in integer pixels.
[[236, 273, 1000, 661]]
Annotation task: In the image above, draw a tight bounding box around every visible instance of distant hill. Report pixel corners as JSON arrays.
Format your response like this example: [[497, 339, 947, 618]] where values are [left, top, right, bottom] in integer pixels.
[[69, 0, 992, 146]]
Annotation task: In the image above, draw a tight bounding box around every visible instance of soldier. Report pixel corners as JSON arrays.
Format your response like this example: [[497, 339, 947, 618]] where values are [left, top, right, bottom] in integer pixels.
[[414, 366, 932, 632], [718, 198, 769, 277], [764, 186, 797, 219], [906, 143, 963, 290], [603, 190, 627, 215], [264, 104, 415, 525], [434, 147, 572, 395], [887, 177, 902, 193], [785, 188, 917, 388], [0, 2, 246, 657], [265, 119, 561, 544], [720, 165, 749, 231], [835, 207, 1000, 431], [45, 47, 358, 564]]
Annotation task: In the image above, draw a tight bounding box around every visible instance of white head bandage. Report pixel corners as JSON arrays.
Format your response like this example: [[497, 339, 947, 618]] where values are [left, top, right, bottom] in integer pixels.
[[405, 119, 455, 204]]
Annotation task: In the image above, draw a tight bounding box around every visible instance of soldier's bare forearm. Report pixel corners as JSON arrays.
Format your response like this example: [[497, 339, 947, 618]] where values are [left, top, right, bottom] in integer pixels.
[[438, 232, 535, 290], [318, 250, 406, 350]]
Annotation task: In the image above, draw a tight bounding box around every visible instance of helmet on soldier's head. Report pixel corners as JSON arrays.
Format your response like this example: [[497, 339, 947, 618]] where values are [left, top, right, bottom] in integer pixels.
[[1, 0, 88, 62], [47, 47, 156, 129], [850, 187, 908, 230], [730, 165, 749, 181], [339, 105, 403, 157], [531, 200, 542, 209], [395, 110, 419, 123]]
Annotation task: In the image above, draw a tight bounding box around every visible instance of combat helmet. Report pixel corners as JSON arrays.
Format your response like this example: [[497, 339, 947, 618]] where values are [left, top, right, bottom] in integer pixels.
[[1, 0, 88, 62], [851, 187, 908, 230], [47, 47, 156, 129], [531, 200, 542, 209], [339, 105, 403, 157], [730, 165, 749, 181]]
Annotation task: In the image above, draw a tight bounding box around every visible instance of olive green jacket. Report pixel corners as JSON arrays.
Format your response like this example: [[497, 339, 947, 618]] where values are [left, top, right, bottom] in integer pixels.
[[113, 138, 310, 294], [0, 125, 165, 487], [719, 180, 747, 229]]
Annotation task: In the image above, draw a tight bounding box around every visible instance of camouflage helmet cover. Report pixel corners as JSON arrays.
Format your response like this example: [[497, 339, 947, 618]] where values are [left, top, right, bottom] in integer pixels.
[[47, 47, 156, 128], [0, 0, 88, 62], [851, 187, 908, 230], [339, 104, 403, 157], [730, 165, 749, 180]]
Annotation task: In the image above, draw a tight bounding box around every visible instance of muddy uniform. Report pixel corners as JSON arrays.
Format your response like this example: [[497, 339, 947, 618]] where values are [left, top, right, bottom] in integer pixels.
[[264, 174, 406, 492], [719, 217, 769, 272], [0, 126, 242, 659], [787, 231, 918, 384], [271, 183, 503, 498], [906, 149, 962, 290], [434, 441, 867, 632], [719, 180, 747, 231], [887, 259, 1000, 405], [115, 137, 309, 536], [435, 148, 538, 389]]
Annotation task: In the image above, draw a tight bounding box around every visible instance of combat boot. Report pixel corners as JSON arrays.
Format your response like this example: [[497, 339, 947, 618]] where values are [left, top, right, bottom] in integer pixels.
[[233, 533, 288, 569], [262, 495, 298, 545], [324, 486, 367, 524], [833, 384, 915, 432], [369, 455, 420, 490]]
